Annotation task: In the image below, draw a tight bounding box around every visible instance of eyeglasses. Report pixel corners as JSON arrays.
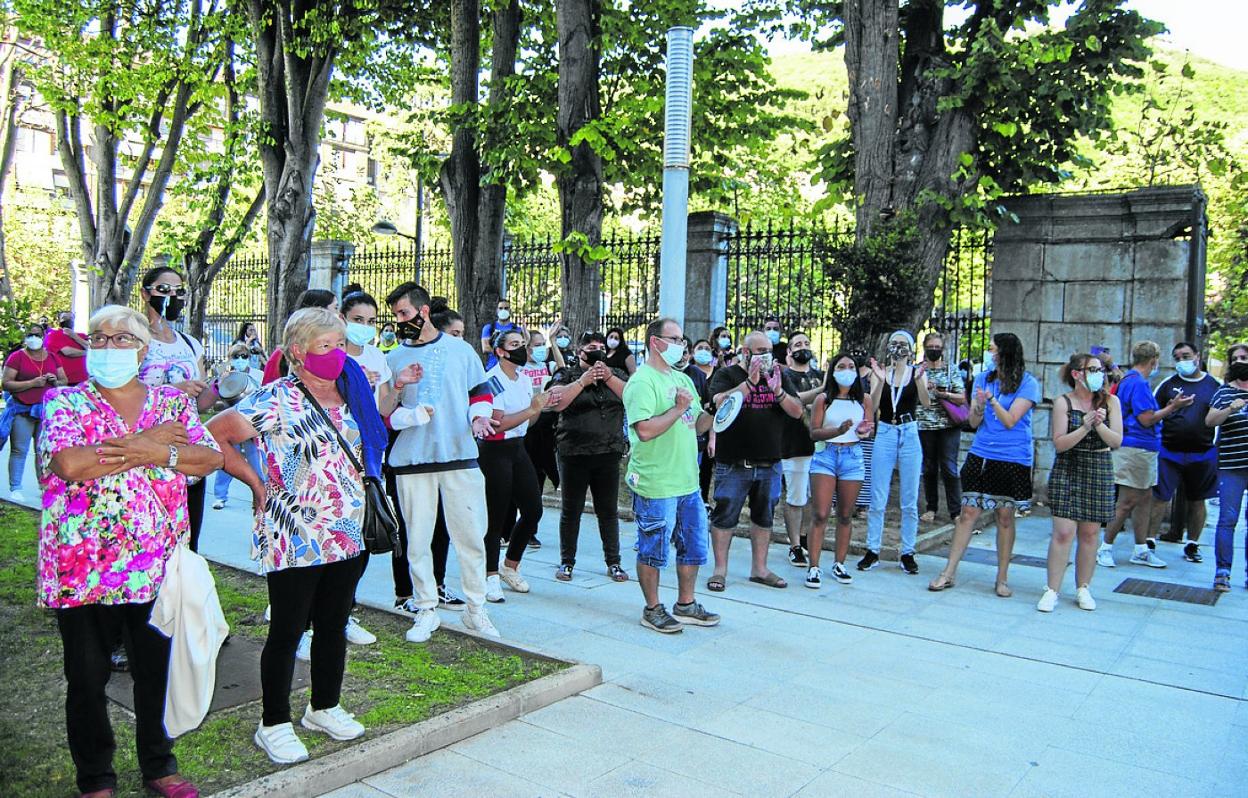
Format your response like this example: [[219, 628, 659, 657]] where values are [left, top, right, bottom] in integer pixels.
[[147, 283, 187, 297], [655, 335, 684, 344], [88, 332, 143, 349]]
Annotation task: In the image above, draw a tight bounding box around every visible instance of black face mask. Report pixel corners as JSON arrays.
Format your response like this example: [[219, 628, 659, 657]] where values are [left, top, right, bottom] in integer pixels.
[[925, 347, 943, 362], [791, 349, 813, 364], [584, 349, 607, 365], [396, 316, 425, 341], [1229, 362, 1248, 382], [59, 318, 73, 329], [148, 294, 185, 322], [503, 347, 528, 366]]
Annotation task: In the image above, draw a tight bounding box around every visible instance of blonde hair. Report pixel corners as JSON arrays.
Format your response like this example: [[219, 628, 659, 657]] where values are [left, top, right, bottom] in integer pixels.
[[283, 307, 345, 365], [88, 305, 151, 345], [227, 343, 251, 359], [1131, 340, 1160, 366]]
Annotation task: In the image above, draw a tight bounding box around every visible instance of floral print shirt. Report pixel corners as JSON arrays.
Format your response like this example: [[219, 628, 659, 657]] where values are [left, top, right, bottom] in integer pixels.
[[36, 383, 220, 609], [238, 377, 365, 573]]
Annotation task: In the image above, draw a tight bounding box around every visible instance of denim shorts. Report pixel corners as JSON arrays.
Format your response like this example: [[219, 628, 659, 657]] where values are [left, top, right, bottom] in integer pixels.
[[710, 461, 782, 530], [634, 490, 709, 569], [810, 443, 865, 481]]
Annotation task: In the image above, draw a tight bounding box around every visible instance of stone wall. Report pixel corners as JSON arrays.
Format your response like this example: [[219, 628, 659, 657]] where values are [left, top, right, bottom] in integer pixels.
[[991, 186, 1207, 497]]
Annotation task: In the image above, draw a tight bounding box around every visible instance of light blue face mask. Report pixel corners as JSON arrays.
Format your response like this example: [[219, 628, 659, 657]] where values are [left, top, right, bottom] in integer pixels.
[[531, 345, 548, 363], [87, 347, 140, 389], [346, 322, 375, 347], [717, 336, 731, 350], [833, 368, 858, 387], [982, 351, 996, 372], [556, 336, 571, 350], [1148, 364, 1160, 379], [766, 329, 781, 345], [660, 340, 685, 366], [1176, 359, 1198, 377], [693, 350, 713, 366], [231, 357, 250, 372], [1084, 371, 1105, 392]]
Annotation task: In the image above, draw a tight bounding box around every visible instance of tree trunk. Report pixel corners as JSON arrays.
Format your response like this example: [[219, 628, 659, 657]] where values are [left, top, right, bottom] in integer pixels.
[[843, 0, 899, 240], [556, 0, 603, 335], [0, 38, 20, 301]]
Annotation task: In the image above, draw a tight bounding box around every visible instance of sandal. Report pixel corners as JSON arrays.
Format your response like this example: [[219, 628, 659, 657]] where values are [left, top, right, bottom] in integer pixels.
[[995, 582, 1013, 598], [748, 573, 788, 589], [144, 774, 200, 798], [607, 564, 629, 582], [927, 574, 956, 591], [706, 575, 726, 592]]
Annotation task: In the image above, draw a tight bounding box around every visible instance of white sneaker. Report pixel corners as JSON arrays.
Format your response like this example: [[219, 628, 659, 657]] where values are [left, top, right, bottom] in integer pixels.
[[9, 489, 25, 504], [212, 499, 225, 510], [1129, 549, 1167, 568], [301, 703, 365, 741], [344, 616, 376, 645], [1075, 586, 1097, 611], [264, 604, 271, 622], [463, 606, 501, 638], [405, 608, 441, 643], [295, 631, 312, 662], [499, 565, 530, 593], [1096, 547, 1116, 568], [1036, 588, 1059, 613], [254, 721, 309, 764], [485, 574, 506, 603]]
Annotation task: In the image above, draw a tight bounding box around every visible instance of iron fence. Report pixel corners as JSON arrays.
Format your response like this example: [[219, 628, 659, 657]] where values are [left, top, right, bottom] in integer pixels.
[[930, 227, 993, 366], [348, 241, 458, 322]]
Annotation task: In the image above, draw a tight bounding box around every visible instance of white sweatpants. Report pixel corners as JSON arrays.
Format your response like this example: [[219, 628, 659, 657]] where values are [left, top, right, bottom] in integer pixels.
[[397, 468, 489, 611]]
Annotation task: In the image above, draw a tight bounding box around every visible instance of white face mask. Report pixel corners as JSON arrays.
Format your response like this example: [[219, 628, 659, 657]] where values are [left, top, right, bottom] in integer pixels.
[[497, 309, 511, 322], [833, 369, 858, 387], [24, 335, 43, 351]]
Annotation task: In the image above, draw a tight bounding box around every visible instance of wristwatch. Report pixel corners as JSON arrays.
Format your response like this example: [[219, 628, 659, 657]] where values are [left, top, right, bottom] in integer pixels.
[[167, 445, 179, 469]]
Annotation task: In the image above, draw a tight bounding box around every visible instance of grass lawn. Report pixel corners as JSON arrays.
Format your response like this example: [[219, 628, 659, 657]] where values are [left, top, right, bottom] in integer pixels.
[[0, 503, 565, 797]]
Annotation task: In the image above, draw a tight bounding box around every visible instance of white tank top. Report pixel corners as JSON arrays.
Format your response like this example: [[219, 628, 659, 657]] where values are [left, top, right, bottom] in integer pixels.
[[823, 397, 865, 443]]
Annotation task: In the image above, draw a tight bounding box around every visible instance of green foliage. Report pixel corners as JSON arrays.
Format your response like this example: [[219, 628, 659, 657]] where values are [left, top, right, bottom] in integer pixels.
[[822, 218, 928, 348], [3, 189, 76, 318]]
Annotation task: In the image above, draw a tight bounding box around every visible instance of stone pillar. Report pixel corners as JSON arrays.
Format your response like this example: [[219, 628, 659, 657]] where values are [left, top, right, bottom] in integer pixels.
[[993, 185, 1207, 496], [683, 211, 736, 340], [310, 240, 354, 296]]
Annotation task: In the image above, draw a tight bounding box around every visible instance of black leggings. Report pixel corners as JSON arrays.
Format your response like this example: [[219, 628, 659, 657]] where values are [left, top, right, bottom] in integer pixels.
[[480, 438, 542, 571], [57, 601, 176, 793], [386, 468, 451, 598], [187, 477, 206, 552], [558, 452, 622, 567], [262, 556, 365, 726]]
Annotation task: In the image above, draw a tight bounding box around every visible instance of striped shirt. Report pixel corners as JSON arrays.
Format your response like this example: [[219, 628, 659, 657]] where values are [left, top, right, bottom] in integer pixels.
[[1211, 384, 1248, 470]]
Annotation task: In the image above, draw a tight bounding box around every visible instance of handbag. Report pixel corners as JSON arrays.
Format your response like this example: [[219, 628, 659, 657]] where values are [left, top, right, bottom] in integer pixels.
[[941, 397, 969, 426], [294, 381, 404, 558]]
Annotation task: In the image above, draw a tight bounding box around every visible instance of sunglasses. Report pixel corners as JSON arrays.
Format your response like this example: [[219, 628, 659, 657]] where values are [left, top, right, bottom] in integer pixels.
[[147, 283, 187, 297]]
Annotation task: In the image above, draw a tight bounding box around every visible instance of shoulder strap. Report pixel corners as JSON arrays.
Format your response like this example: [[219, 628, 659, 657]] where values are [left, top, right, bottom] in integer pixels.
[[293, 379, 365, 475]]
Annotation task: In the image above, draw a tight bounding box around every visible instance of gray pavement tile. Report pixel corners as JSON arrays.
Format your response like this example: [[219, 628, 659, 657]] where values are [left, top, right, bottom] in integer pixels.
[[989, 634, 1125, 671], [520, 695, 686, 759], [448, 720, 630, 793], [887, 616, 1011, 649], [745, 682, 907, 738], [1108, 654, 1247, 698], [585, 674, 740, 726], [320, 784, 401, 798], [571, 761, 738, 798], [791, 771, 925, 797], [689, 703, 869, 768], [1073, 675, 1242, 732], [637, 724, 821, 796], [363, 748, 569, 797], [1007, 746, 1213, 798], [1132, 619, 1248, 657]]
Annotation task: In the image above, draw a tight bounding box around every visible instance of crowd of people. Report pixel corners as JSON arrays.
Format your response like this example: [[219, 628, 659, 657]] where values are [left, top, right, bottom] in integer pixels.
[[19, 266, 1248, 796]]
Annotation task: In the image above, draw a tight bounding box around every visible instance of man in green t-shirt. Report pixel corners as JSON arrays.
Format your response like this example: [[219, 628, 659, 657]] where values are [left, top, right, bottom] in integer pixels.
[[623, 318, 721, 634]]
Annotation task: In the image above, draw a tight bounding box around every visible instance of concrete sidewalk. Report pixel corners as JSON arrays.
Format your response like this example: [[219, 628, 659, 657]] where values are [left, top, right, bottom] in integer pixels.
[[7, 457, 1246, 796]]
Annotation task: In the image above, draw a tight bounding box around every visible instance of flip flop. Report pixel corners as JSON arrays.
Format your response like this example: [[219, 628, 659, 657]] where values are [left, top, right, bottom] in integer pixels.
[[928, 575, 956, 591], [995, 582, 1013, 598], [749, 573, 788, 589], [706, 575, 726, 592]]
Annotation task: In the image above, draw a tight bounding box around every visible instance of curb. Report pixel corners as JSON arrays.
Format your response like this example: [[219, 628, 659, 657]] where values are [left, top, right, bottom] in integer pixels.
[[209, 662, 602, 798]]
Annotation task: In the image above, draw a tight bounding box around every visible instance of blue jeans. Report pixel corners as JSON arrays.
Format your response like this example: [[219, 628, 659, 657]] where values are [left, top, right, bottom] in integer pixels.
[[634, 490, 709, 569], [8, 412, 38, 491], [1214, 469, 1248, 579], [867, 421, 921, 555], [709, 461, 782, 530], [213, 440, 264, 501]]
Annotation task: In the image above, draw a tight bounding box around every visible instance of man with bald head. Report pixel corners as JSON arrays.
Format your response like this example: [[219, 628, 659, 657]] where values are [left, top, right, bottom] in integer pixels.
[[705, 330, 805, 591]]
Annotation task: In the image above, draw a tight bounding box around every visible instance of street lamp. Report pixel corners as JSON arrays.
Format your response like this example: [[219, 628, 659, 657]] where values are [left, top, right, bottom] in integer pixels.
[[372, 219, 422, 282]]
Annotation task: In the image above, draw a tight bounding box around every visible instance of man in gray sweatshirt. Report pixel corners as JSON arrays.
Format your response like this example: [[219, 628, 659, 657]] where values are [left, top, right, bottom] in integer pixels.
[[385, 282, 500, 643]]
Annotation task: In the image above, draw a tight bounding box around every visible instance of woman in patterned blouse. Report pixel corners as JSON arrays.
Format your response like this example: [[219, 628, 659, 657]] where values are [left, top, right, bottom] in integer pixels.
[[207, 307, 372, 766], [38, 305, 222, 798]]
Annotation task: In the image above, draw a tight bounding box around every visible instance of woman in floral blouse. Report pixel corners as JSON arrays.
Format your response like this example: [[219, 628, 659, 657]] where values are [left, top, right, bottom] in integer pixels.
[[207, 307, 373, 766], [38, 305, 222, 798]]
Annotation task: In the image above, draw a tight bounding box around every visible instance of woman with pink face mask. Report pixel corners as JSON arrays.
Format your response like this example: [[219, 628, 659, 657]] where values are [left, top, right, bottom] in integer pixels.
[[207, 307, 373, 766]]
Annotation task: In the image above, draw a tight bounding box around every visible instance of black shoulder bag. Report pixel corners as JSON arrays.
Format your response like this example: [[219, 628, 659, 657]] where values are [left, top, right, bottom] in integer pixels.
[[294, 381, 403, 558]]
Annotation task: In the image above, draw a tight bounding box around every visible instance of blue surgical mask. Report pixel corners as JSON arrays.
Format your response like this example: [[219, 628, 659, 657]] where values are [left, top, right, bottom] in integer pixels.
[[87, 347, 140, 389], [1084, 371, 1105, 392], [1148, 364, 1160, 379], [231, 357, 250, 372], [381, 330, 396, 344], [833, 369, 857, 387], [556, 336, 571, 349], [766, 329, 781, 345], [660, 340, 685, 367], [531, 345, 548, 363], [693, 350, 713, 366], [983, 351, 996, 372], [346, 322, 375, 347], [717, 336, 731, 350], [497, 309, 511, 322], [1176, 360, 1198, 377]]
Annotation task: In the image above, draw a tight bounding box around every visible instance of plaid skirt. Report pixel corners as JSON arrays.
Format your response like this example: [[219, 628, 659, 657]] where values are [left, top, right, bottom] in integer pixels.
[[1048, 447, 1115, 523]]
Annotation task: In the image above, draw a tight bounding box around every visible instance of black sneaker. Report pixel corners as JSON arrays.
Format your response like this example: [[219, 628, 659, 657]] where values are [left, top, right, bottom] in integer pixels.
[[672, 600, 720, 627], [641, 603, 683, 634], [857, 550, 880, 571], [899, 553, 919, 574], [804, 566, 822, 589], [527, 537, 542, 550], [109, 645, 129, 673], [438, 585, 466, 611], [831, 562, 853, 584], [788, 545, 808, 567], [1183, 542, 1202, 563]]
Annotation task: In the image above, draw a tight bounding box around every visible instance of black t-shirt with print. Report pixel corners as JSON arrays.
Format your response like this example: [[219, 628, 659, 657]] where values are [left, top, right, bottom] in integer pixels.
[[780, 366, 824, 458], [709, 364, 799, 463]]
